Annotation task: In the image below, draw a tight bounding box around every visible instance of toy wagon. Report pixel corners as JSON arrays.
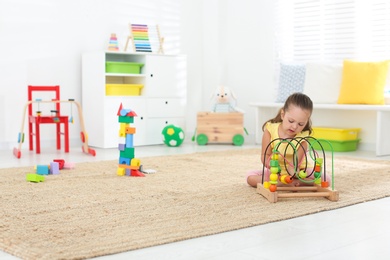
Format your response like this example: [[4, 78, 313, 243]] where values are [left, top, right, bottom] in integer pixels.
[[194, 112, 245, 146]]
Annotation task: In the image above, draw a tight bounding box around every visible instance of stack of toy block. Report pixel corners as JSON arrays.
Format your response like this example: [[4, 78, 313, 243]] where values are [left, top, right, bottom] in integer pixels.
[[116, 104, 145, 177], [108, 33, 120, 51]]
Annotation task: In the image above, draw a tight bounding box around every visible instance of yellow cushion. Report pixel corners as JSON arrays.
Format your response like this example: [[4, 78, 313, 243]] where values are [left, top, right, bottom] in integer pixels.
[[337, 60, 389, 104]]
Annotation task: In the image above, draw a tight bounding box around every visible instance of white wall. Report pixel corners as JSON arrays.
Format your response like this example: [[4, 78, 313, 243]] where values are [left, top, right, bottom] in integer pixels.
[[0, 0, 276, 150], [1, 0, 376, 152], [0, 0, 186, 150], [198, 0, 275, 141]]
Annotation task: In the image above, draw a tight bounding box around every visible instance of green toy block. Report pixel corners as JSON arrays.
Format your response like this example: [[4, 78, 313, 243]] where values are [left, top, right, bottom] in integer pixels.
[[118, 116, 134, 123], [120, 147, 135, 159], [26, 173, 45, 183]]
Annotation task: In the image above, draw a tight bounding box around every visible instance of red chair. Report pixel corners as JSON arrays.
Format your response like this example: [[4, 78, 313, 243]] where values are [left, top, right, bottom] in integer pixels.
[[28, 85, 69, 154]]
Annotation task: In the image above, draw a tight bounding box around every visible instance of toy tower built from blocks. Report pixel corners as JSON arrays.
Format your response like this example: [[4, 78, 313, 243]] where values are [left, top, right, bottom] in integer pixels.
[[117, 104, 145, 177]]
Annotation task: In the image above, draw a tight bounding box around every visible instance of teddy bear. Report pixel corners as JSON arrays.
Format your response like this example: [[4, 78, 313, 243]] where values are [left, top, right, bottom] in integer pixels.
[[211, 85, 244, 113]]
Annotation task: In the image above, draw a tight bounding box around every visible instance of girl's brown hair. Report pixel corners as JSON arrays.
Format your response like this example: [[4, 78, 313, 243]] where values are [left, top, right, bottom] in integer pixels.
[[262, 92, 313, 134]]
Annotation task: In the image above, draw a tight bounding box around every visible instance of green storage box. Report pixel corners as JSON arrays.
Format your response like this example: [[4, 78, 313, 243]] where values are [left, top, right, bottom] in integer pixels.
[[309, 139, 360, 152], [105, 62, 144, 74]]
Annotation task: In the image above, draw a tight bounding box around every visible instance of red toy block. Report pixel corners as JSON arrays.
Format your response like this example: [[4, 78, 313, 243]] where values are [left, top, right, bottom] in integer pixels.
[[53, 159, 65, 169], [130, 169, 145, 177]]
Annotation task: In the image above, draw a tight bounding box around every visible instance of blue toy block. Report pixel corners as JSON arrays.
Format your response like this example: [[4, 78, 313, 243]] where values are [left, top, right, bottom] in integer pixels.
[[119, 157, 131, 165], [126, 134, 134, 148], [36, 165, 49, 175], [50, 162, 60, 174], [120, 109, 131, 116]]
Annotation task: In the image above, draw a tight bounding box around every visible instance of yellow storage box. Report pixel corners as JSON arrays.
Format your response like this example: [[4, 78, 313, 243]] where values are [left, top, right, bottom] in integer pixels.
[[312, 127, 360, 141], [105, 84, 143, 96]]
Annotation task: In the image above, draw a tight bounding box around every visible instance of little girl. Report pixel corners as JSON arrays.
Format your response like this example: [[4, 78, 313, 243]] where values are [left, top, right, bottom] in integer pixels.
[[247, 92, 314, 188]]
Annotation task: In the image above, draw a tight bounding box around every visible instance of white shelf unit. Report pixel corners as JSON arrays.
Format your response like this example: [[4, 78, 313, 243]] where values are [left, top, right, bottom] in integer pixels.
[[82, 51, 187, 148]]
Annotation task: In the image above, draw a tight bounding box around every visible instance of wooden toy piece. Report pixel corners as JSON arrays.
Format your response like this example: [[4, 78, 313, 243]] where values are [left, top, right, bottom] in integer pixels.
[[131, 158, 141, 167], [26, 173, 45, 183], [269, 184, 277, 192], [195, 112, 245, 145], [107, 33, 120, 51], [118, 163, 139, 170], [280, 175, 293, 184], [125, 127, 136, 134], [50, 162, 60, 174], [125, 134, 134, 148], [156, 24, 165, 54], [263, 182, 271, 189], [63, 162, 75, 169], [130, 169, 145, 177], [36, 165, 49, 175], [117, 167, 126, 176], [257, 184, 339, 203], [53, 159, 65, 169], [124, 23, 164, 53], [118, 143, 125, 151], [257, 136, 338, 202]]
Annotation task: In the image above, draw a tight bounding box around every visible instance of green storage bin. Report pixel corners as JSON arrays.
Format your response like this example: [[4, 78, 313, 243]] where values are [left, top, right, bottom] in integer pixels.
[[309, 139, 360, 152], [105, 62, 144, 74]]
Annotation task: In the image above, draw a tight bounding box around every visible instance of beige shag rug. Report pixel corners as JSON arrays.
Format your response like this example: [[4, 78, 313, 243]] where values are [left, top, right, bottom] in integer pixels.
[[1, 148, 390, 259]]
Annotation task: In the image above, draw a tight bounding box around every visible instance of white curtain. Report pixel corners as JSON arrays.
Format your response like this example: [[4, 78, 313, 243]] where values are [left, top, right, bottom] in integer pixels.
[[274, 0, 390, 64]]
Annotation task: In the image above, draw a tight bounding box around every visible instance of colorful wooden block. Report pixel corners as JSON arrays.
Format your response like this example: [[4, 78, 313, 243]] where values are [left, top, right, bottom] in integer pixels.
[[63, 162, 75, 169], [131, 158, 141, 166], [119, 157, 131, 165], [50, 162, 60, 174], [130, 169, 145, 177], [53, 159, 65, 169], [125, 127, 136, 134], [36, 165, 49, 175], [118, 143, 125, 151], [26, 173, 45, 182], [125, 134, 134, 148], [118, 115, 134, 123], [120, 147, 134, 159], [117, 167, 125, 176]]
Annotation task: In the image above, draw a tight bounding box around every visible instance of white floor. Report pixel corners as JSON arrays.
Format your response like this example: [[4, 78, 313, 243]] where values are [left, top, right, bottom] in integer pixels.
[[1, 142, 390, 260]]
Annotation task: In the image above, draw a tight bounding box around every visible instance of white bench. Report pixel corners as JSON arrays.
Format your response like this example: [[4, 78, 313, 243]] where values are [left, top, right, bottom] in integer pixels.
[[250, 102, 390, 156]]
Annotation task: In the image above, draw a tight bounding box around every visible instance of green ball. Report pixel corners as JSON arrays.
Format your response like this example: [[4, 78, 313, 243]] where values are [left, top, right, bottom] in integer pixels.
[[162, 124, 185, 147]]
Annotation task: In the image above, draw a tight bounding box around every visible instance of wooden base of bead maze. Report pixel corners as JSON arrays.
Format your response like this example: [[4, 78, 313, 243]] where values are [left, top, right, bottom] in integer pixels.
[[257, 184, 339, 203]]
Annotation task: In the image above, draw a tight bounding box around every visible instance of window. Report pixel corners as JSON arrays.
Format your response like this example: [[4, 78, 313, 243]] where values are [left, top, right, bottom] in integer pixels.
[[274, 0, 390, 63]]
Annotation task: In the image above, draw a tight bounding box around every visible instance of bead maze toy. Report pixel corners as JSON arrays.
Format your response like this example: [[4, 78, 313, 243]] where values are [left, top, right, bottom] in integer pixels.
[[257, 136, 339, 203], [14, 98, 96, 158]]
